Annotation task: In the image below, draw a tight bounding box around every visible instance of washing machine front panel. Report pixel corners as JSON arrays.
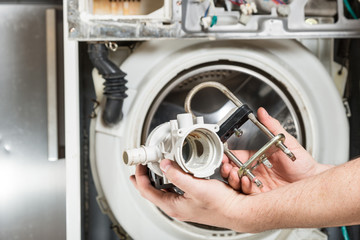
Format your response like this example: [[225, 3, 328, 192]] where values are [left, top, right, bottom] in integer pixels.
[[92, 39, 348, 239]]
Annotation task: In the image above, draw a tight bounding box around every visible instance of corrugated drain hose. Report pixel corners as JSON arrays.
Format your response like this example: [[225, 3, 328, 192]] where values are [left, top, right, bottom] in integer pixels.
[[88, 43, 128, 126]]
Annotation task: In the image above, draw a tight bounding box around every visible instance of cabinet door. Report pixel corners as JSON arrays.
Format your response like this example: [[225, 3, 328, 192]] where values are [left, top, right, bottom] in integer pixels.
[[0, 4, 65, 240]]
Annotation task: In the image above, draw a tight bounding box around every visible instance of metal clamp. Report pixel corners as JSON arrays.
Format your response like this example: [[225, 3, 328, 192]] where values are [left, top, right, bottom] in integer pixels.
[[105, 42, 118, 52]]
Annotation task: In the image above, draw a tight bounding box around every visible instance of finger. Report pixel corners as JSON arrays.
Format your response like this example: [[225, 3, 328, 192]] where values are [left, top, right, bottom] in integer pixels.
[[134, 165, 181, 210], [160, 159, 207, 197], [220, 162, 233, 179], [228, 168, 241, 190], [134, 165, 152, 189], [241, 176, 261, 195], [135, 164, 148, 177], [222, 154, 230, 164], [134, 165, 165, 203], [130, 175, 137, 188], [257, 107, 300, 149]]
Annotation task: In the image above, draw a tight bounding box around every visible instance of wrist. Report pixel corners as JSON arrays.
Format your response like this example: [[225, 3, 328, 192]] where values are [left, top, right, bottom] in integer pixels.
[[227, 194, 267, 233], [314, 163, 335, 175]]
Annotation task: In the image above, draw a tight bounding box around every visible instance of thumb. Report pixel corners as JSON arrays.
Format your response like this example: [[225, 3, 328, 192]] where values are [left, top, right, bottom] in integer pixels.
[[160, 159, 205, 196], [257, 107, 299, 149]]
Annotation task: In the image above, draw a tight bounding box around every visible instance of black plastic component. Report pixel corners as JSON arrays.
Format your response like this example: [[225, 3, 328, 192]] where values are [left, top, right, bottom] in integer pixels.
[[149, 170, 175, 190], [217, 104, 253, 142], [88, 43, 128, 126], [149, 169, 185, 194]]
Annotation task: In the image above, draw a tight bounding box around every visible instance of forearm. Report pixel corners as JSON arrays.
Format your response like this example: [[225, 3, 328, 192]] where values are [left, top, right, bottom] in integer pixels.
[[231, 158, 360, 233], [314, 162, 335, 175]]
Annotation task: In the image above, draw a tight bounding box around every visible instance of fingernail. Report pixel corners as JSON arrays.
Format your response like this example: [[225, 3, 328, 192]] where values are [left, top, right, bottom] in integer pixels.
[[262, 108, 269, 117], [160, 160, 171, 173]]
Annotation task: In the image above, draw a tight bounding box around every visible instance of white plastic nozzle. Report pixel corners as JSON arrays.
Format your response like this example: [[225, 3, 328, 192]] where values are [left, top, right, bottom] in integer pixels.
[[123, 145, 162, 166]]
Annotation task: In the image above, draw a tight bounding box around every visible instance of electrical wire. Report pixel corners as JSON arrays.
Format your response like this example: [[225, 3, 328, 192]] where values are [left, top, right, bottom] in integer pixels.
[[341, 226, 351, 240], [343, 0, 359, 19], [203, 0, 218, 28], [272, 0, 284, 5], [211, 15, 218, 27], [230, 0, 242, 6], [204, 4, 211, 17], [204, 0, 216, 17]]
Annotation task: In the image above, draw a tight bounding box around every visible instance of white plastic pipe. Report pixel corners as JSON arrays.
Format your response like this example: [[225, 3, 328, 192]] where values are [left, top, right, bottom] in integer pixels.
[[123, 145, 162, 165]]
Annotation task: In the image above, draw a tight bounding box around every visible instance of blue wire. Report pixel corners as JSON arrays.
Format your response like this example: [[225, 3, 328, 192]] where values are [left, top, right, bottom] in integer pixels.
[[341, 226, 350, 240], [204, 4, 211, 17], [343, 0, 359, 19]]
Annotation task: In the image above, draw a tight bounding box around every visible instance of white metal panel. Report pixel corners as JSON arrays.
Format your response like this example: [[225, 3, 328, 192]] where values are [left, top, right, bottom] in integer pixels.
[[64, 0, 81, 239]]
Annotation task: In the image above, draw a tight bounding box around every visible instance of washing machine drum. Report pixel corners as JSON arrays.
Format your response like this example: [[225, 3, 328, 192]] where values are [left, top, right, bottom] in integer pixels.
[[91, 40, 348, 239]]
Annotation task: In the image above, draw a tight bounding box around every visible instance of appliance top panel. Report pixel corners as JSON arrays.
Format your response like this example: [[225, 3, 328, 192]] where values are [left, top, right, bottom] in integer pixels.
[[68, 0, 360, 40]]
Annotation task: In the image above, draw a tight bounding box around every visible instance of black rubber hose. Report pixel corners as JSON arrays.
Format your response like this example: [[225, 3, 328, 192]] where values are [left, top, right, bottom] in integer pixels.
[[88, 43, 128, 126]]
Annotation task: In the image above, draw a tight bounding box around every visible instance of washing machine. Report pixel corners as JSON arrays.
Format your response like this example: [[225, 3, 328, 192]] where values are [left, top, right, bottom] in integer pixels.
[[63, 0, 360, 239]]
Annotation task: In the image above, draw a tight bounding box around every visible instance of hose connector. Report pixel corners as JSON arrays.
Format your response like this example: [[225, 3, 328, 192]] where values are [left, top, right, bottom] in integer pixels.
[[88, 43, 128, 126]]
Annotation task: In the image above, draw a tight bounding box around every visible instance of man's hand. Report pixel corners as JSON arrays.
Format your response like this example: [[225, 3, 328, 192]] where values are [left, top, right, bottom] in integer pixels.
[[130, 160, 253, 231], [130, 107, 360, 232], [221, 107, 333, 194]]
